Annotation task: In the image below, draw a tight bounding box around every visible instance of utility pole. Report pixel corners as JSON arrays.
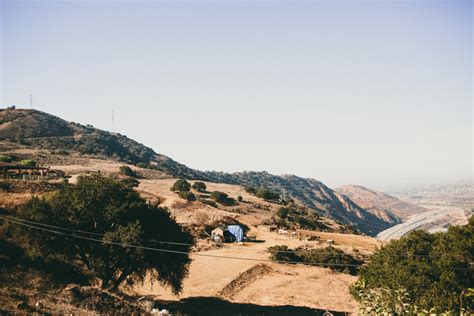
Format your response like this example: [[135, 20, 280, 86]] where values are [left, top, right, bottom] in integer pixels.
[[111, 109, 115, 133], [29, 94, 33, 109]]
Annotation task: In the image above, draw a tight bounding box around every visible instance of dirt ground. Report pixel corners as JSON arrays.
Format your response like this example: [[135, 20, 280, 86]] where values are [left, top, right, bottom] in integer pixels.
[[1, 159, 381, 314]]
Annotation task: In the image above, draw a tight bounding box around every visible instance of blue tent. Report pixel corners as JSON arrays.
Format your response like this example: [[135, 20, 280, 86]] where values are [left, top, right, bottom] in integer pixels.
[[225, 225, 244, 242]]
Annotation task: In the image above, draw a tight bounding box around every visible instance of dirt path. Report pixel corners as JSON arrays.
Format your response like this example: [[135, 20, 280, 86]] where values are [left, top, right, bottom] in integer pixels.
[[134, 226, 361, 313]]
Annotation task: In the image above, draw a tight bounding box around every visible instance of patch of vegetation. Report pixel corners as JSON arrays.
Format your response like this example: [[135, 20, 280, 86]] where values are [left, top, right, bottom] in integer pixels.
[[237, 195, 243, 202], [268, 245, 362, 275], [171, 179, 191, 192], [244, 186, 257, 195], [351, 217, 474, 314], [120, 178, 139, 188], [119, 165, 137, 177], [210, 191, 236, 206], [199, 198, 218, 208], [192, 181, 207, 192], [50, 149, 70, 155], [19, 159, 36, 167], [244, 185, 281, 203], [11, 175, 194, 293], [0, 154, 12, 163], [179, 191, 196, 202], [274, 206, 328, 231], [256, 187, 280, 202]]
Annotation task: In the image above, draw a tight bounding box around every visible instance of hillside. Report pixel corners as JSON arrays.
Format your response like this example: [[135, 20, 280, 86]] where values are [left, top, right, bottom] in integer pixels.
[[336, 185, 429, 221], [0, 108, 394, 235], [0, 175, 381, 314]]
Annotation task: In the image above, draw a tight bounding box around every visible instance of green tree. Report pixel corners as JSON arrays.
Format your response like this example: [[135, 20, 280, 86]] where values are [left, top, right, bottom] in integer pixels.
[[170, 179, 191, 192], [16, 175, 194, 293], [244, 186, 256, 195], [119, 165, 137, 178], [351, 218, 474, 313], [192, 181, 207, 192], [179, 191, 196, 202], [210, 191, 236, 206], [0, 155, 12, 163], [256, 187, 280, 202], [276, 207, 289, 219], [19, 159, 36, 167], [120, 178, 140, 188]]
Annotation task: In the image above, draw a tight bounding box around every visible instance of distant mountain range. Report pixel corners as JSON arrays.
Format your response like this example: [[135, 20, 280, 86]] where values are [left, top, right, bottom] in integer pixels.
[[0, 108, 414, 236]]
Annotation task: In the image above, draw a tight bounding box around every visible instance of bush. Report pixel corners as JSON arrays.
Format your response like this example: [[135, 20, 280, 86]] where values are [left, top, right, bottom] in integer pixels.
[[179, 191, 196, 202], [51, 150, 69, 155], [276, 207, 289, 219], [171, 179, 191, 192], [268, 245, 361, 275], [200, 198, 218, 208], [121, 178, 140, 188], [244, 186, 256, 195], [119, 165, 137, 177], [351, 218, 474, 313], [210, 191, 236, 206], [19, 159, 36, 167], [237, 196, 243, 202], [256, 187, 280, 202], [0, 155, 12, 163], [274, 207, 324, 231], [192, 181, 207, 192], [14, 175, 194, 293], [267, 245, 299, 262]]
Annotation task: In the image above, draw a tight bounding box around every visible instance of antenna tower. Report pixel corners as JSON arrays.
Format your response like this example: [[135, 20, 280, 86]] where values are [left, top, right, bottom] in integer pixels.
[[112, 109, 115, 133]]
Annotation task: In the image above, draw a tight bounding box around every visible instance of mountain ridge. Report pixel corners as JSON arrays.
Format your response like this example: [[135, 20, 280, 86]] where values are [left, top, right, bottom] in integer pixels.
[[336, 184, 429, 221], [0, 107, 395, 235]]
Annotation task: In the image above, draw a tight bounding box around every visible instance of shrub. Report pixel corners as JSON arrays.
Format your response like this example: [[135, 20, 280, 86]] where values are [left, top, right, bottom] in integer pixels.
[[210, 191, 236, 206], [0, 182, 12, 191], [0, 155, 12, 163], [267, 245, 299, 262], [351, 218, 474, 313], [237, 195, 243, 202], [51, 150, 69, 155], [179, 191, 196, 202], [171, 179, 191, 192], [19, 159, 36, 167], [276, 207, 289, 219], [121, 178, 140, 188], [119, 165, 137, 177], [14, 175, 194, 293], [192, 181, 207, 192], [244, 186, 256, 195], [268, 245, 361, 275], [200, 198, 218, 208], [256, 187, 280, 202]]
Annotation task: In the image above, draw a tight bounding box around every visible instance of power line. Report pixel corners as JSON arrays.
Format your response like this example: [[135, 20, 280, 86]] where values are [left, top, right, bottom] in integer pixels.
[[0, 216, 365, 257], [1, 216, 366, 268], [0, 216, 416, 257], [2, 216, 471, 268]]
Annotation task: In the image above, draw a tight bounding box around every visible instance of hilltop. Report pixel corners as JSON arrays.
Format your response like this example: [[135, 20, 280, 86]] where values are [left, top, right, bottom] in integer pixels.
[[0, 108, 394, 235], [336, 184, 428, 221]]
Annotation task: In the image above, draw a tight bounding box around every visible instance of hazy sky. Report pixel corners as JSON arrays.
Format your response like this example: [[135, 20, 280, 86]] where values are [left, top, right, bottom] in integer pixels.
[[1, 0, 472, 189]]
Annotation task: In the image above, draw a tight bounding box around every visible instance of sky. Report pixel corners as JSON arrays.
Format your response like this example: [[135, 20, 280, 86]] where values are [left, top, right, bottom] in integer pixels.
[[0, 0, 472, 189]]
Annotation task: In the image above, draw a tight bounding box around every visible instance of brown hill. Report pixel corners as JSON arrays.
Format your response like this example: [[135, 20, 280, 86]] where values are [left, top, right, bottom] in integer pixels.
[[336, 185, 429, 221], [0, 107, 397, 235]]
